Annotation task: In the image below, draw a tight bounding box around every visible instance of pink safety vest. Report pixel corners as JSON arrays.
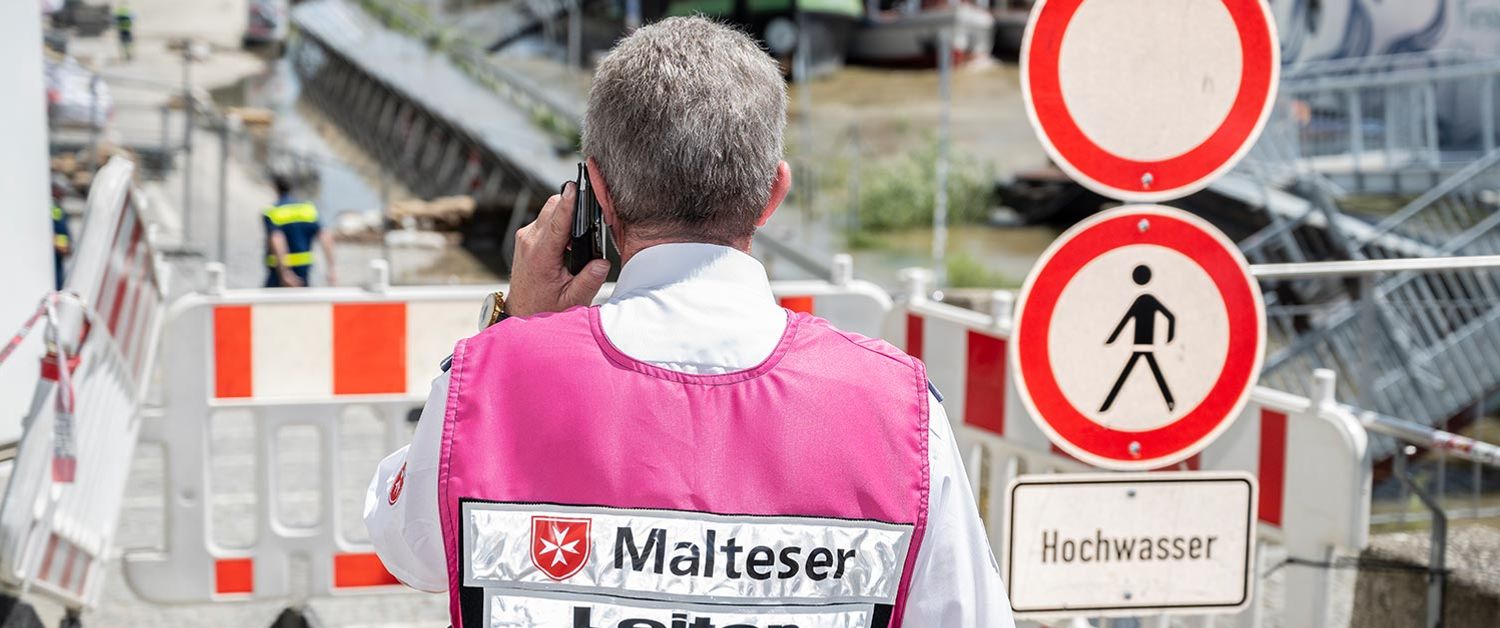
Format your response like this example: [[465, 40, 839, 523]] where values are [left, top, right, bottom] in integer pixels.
[[439, 306, 930, 628]]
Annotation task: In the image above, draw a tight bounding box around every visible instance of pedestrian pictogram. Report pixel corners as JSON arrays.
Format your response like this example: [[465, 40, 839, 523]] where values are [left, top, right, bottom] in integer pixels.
[[1011, 205, 1266, 470], [1020, 0, 1280, 202], [1100, 265, 1177, 413]]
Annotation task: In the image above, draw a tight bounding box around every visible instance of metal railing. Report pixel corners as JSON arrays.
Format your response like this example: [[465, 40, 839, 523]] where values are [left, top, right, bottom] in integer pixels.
[[1256, 277, 1500, 459], [1361, 402, 1500, 527], [1245, 51, 1500, 195], [1230, 99, 1500, 456]]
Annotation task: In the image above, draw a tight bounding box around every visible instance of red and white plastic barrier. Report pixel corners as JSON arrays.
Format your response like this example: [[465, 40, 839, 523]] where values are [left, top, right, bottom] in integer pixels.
[[0, 158, 166, 610], [62, 160, 164, 387], [888, 270, 1370, 626], [203, 267, 888, 402], [123, 263, 892, 603]]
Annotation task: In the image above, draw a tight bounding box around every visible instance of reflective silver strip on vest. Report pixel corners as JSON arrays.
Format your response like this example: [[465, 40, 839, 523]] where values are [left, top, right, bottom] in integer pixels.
[[485, 590, 878, 628], [462, 502, 913, 605]]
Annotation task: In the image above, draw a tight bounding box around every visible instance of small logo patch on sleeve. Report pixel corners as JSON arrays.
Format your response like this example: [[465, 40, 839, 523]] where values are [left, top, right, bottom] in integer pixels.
[[388, 462, 406, 506]]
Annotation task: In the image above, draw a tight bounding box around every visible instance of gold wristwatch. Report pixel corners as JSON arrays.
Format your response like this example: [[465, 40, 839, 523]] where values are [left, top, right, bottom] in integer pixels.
[[477, 291, 510, 331], [443, 291, 510, 372]]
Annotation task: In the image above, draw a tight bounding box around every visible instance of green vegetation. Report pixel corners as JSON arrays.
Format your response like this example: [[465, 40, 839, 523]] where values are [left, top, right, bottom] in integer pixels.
[[946, 251, 1017, 289], [354, 0, 434, 37], [850, 141, 993, 232], [843, 228, 885, 251], [534, 110, 583, 151]]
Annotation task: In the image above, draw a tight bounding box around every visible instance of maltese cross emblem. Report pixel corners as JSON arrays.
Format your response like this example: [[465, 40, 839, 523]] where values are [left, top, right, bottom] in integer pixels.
[[530, 516, 591, 580]]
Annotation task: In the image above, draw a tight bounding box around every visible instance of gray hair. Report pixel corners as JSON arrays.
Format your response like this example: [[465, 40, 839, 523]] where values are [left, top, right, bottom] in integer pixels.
[[582, 16, 788, 244]]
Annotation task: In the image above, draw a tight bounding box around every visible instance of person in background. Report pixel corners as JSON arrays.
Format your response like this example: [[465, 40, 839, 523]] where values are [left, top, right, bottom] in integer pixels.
[[52, 184, 71, 291], [114, 2, 135, 62], [263, 175, 335, 288]]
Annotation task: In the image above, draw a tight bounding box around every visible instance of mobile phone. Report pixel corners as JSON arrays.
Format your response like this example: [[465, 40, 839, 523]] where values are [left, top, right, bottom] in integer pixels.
[[565, 163, 608, 275]]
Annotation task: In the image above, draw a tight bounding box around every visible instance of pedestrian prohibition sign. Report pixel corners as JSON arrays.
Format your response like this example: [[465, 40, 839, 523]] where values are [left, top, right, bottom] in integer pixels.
[[1021, 0, 1280, 202], [1011, 206, 1265, 470]]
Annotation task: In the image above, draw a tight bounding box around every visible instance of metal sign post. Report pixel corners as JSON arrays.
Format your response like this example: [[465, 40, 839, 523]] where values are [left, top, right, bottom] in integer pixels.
[[567, 0, 581, 69], [180, 45, 194, 243], [933, 27, 952, 289]]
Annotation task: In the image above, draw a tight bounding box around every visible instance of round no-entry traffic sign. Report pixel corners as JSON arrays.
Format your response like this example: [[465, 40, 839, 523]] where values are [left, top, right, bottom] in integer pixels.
[[1021, 0, 1280, 202], [1011, 206, 1265, 470]]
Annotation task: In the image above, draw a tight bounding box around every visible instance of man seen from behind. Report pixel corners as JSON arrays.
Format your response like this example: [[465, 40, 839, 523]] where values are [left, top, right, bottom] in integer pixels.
[[365, 17, 1014, 628]]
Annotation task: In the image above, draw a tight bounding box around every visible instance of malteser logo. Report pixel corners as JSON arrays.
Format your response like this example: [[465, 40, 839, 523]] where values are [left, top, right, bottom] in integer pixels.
[[531, 516, 592, 580]]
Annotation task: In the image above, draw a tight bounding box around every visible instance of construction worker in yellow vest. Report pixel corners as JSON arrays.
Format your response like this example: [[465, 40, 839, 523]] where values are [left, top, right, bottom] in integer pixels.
[[114, 2, 136, 62], [52, 185, 72, 291], [264, 176, 336, 287]]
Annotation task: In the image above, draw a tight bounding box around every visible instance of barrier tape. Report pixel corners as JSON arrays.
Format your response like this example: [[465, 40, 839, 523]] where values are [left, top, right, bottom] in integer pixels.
[[0, 293, 87, 484], [45, 298, 75, 484], [0, 299, 48, 367]]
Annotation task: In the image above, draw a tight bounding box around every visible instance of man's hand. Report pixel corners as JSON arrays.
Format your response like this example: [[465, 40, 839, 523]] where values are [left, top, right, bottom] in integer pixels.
[[325, 266, 338, 287], [506, 182, 610, 317], [279, 268, 305, 287]]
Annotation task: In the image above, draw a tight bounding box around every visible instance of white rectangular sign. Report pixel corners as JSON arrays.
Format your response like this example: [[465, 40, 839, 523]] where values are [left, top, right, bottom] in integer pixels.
[[1003, 472, 1257, 617]]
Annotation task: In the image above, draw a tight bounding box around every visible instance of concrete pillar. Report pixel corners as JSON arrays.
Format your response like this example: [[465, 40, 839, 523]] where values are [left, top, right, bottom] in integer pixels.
[[0, 2, 54, 443]]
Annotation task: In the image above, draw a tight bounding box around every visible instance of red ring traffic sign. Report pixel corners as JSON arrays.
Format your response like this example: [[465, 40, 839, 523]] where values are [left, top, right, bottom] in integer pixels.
[[1021, 0, 1280, 202], [1011, 206, 1265, 470]]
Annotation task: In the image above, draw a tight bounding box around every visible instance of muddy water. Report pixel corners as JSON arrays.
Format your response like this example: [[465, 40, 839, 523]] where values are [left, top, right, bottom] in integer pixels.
[[432, 2, 1063, 289], [857, 224, 1062, 288], [791, 62, 1049, 179], [220, 28, 1060, 289], [750, 61, 1061, 289]]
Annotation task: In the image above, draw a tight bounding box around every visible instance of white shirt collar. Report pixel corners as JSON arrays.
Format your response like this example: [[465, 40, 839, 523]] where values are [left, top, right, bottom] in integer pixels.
[[609, 242, 775, 302], [599, 243, 787, 374]]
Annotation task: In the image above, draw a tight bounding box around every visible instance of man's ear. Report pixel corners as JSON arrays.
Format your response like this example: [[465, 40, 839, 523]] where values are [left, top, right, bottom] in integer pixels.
[[756, 160, 792, 227], [585, 157, 618, 227]]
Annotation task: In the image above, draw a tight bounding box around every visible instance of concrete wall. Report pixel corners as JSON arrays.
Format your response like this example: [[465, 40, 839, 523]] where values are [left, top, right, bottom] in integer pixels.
[[0, 4, 53, 443], [1351, 526, 1500, 627]]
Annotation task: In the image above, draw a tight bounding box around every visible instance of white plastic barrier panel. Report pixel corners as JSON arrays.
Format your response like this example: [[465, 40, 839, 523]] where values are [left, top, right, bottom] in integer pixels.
[[0, 158, 166, 610], [887, 275, 1370, 626], [124, 269, 891, 603]]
